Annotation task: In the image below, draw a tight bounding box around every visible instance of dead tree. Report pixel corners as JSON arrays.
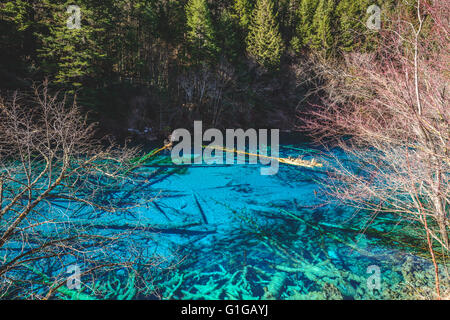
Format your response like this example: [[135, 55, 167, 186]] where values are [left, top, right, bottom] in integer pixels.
[[303, 0, 449, 298], [0, 83, 171, 299]]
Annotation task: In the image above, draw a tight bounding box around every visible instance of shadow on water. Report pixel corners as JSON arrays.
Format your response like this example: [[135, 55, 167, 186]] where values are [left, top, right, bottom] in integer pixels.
[[43, 135, 444, 300]]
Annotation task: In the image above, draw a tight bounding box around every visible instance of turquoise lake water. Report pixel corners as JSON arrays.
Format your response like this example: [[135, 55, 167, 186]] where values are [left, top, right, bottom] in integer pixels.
[[116, 138, 436, 300], [4, 136, 436, 299]]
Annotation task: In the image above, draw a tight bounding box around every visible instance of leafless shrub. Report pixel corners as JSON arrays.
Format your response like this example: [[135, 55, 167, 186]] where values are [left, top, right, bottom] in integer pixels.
[[303, 0, 449, 298], [0, 82, 171, 299]]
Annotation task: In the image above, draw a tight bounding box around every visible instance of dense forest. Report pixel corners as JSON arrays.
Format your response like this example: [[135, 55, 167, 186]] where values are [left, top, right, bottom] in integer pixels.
[[1, 0, 398, 137]]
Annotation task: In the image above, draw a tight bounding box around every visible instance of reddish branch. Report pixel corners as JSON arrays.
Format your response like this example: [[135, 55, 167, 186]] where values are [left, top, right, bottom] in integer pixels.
[[303, 0, 449, 299]]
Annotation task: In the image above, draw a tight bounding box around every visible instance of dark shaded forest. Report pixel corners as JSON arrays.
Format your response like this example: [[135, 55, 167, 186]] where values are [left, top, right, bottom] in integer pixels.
[[1, 0, 397, 138]]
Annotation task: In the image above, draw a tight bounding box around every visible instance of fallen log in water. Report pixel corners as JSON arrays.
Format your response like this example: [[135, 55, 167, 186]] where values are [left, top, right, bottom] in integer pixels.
[[193, 192, 208, 224], [279, 209, 435, 261], [262, 271, 287, 300], [153, 202, 173, 222]]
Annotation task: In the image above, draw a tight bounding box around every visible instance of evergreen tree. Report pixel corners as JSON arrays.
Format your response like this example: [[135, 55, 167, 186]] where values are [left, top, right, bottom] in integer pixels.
[[336, 0, 370, 51], [285, 0, 300, 39], [233, 0, 254, 30], [293, 0, 319, 50], [35, 0, 110, 90], [217, 9, 242, 63], [185, 0, 219, 64], [246, 0, 283, 70], [309, 0, 336, 51], [0, 1, 38, 87], [276, 0, 298, 41], [293, 0, 392, 53]]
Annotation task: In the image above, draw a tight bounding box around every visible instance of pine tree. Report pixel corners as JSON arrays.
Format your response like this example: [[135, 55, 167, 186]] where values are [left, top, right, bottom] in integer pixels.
[[309, 0, 336, 51], [185, 0, 219, 64], [336, 0, 370, 51], [285, 0, 300, 38], [293, 0, 319, 49], [275, 0, 298, 43], [233, 0, 254, 30], [217, 9, 242, 63], [246, 0, 283, 70], [35, 0, 109, 90], [294, 0, 391, 53], [0, 1, 38, 86]]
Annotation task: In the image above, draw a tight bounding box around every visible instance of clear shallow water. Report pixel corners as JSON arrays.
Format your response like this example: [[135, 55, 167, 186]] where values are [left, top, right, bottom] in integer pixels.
[[119, 141, 437, 300], [5, 139, 436, 299]]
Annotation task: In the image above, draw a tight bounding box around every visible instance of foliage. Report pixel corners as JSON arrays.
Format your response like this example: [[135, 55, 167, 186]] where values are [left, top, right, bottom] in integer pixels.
[[185, 0, 219, 64], [0, 0, 400, 91], [35, 1, 109, 89], [246, 0, 283, 70], [309, 0, 336, 51], [303, 0, 449, 298], [233, 0, 254, 30]]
